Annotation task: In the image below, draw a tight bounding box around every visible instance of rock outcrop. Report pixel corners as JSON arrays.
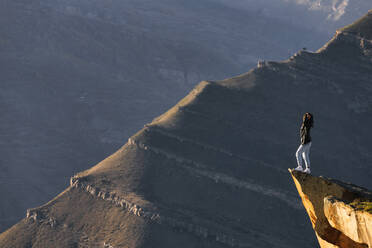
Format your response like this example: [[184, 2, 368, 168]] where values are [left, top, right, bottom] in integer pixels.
[[69, 176, 239, 247], [289, 169, 372, 248]]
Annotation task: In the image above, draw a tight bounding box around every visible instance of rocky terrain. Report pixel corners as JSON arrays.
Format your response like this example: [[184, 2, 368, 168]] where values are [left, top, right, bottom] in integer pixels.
[[1, 9, 372, 248], [0, 0, 331, 232], [289, 169, 372, 248]]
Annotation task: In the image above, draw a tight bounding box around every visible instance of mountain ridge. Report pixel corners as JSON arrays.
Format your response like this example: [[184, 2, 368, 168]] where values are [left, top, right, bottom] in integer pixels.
[[341, 10, 372, 40], [0, 0, 331, 231], [1, 8, 372, 248]]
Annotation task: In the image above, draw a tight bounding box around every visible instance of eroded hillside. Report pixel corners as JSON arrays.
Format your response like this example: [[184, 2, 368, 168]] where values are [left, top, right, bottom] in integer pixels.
[[0, 0, 328, 232], [1, 7, 372, 248]]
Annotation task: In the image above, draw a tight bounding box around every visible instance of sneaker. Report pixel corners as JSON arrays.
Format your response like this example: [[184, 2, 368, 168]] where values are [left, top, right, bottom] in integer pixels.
[[303, 168, 311, 174], [294, 166, 303, 172]]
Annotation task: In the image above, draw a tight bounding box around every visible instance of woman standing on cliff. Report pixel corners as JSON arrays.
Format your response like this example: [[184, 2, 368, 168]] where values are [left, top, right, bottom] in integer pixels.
[[294, 113, 313, 174]]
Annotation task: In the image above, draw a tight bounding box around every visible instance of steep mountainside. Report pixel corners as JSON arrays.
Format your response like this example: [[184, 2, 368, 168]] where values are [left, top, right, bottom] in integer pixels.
[[1, 7, 372, 248], [289, 169, 372, 248], [0, 0, 328, 232]]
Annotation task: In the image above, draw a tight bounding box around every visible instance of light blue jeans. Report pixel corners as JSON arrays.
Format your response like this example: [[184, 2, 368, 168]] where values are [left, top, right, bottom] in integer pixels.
[[296, 142, 312, 169]]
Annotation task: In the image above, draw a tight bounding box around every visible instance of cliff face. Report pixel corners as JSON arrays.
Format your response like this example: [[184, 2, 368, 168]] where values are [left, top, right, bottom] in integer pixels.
[[289, 169, 372, 248]]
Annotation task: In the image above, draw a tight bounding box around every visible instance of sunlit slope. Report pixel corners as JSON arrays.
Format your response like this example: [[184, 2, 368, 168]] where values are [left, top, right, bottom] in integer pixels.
[[0, 0, 329, 232], [342, 10, 372, 40], [1, 10, 372, 248]]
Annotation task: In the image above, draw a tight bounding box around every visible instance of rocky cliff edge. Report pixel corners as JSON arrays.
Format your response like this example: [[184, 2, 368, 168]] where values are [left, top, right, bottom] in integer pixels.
[[289, 169, 372, 248]]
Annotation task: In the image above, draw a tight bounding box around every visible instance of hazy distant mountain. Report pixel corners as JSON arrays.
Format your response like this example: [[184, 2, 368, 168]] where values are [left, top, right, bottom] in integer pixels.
[[214, 0, 372, 33], [1, 10, 371, 248], [0, 0, 332, 231]]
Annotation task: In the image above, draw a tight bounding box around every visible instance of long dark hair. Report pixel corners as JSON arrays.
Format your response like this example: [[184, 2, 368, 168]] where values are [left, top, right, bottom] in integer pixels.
[[302, 112, 314, 127]]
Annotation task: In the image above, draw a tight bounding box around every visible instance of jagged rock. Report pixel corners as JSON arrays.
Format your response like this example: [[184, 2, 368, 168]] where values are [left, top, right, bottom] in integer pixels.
[[104, 243, 115, 248], [48, 217, 57, 228], [26, 209, 39, 222], [324, 196, 372, 246], [289, 169, 372, 248]]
